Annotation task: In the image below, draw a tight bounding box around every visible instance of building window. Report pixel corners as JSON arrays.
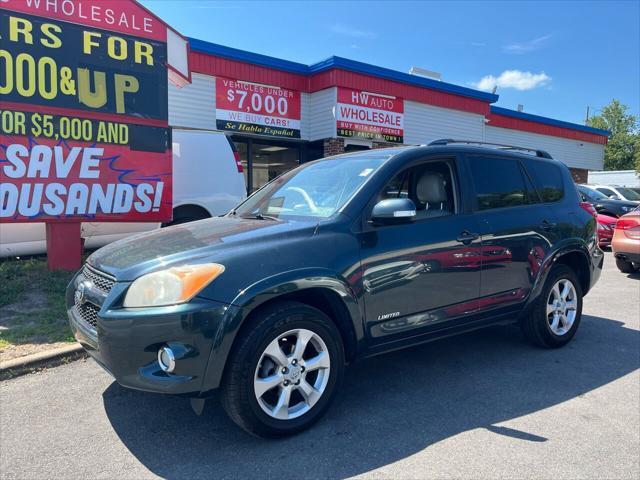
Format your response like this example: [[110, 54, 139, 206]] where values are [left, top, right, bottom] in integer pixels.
[[232, 136, 302, 193]]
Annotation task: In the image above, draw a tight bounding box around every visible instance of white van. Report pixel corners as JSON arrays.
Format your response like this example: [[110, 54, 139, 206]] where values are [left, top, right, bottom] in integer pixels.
[[0, 129, 246, 257]]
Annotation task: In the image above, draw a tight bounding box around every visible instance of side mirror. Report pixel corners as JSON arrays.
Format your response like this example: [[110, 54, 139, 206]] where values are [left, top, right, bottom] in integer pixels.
[[371, 198, 416, 225], [608, 195, 619, 200]]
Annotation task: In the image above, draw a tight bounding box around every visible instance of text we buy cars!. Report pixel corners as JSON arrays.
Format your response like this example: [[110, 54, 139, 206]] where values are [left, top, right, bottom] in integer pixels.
[[216, 77, 302, 138]]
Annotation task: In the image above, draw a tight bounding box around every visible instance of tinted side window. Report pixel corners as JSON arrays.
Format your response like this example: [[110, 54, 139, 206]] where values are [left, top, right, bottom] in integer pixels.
[[524, 160, 564, 202], [468, 157, 533, 210]]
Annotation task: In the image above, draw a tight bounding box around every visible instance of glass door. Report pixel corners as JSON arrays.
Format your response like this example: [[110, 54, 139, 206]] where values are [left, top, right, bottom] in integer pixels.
[[231, 136, 302, 194], [251, 143, 300, 193]]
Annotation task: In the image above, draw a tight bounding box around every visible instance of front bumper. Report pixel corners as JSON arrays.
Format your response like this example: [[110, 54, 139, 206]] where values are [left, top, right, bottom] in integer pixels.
[[67, 272, 236, 396]]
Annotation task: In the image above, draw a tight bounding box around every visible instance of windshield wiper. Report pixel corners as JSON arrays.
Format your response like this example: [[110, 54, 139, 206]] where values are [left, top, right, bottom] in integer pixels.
[[240, 212, 279, 221]]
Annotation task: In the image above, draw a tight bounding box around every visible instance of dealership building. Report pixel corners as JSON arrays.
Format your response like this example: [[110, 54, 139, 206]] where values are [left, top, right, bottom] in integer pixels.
[[168, 38, 609, 193]]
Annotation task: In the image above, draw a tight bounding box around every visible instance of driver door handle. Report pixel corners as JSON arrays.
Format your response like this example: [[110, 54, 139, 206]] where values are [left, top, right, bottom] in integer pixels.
[[456, 231, 480, 245]]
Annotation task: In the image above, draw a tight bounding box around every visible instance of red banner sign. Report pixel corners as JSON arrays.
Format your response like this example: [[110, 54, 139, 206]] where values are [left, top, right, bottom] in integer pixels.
[[2, 136, 170, 221], [0, 1, 172, 223], [2, 0, 167, 41], [216, 77, 301, 138], [335, 87, 404, 143]]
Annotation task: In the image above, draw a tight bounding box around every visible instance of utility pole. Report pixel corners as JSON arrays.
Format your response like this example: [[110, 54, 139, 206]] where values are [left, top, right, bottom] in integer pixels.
[[585, 106, 590, 125]]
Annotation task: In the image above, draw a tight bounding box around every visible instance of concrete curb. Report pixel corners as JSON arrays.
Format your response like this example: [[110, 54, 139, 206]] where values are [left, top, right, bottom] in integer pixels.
[[0, 344, 87, 381]]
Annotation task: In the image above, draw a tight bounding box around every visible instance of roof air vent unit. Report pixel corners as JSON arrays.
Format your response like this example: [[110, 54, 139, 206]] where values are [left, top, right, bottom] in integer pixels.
[[409, 66, 442, 81]]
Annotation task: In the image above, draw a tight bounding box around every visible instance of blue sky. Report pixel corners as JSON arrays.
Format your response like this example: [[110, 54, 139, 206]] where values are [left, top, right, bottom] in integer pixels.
[[141, 0, 639, 125]]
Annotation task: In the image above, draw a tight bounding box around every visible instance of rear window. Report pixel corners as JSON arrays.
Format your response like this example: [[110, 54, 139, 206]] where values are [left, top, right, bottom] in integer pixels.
[[468, 157, 534, 210], [578, 185, 607, 201], [596, 187, 616, 197], [524, 160, 564, 203]]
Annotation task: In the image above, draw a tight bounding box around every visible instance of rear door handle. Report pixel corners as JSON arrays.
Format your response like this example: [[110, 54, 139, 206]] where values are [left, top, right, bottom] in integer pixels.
[[456, 231, 480, 244], [539, 220, 557, 231]]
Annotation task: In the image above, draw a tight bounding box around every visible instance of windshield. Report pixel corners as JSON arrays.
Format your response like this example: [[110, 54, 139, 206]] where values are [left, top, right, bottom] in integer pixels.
[[233, 154, 390, 219], [579, 185, 607, 200], [617, 187, 640, 201]]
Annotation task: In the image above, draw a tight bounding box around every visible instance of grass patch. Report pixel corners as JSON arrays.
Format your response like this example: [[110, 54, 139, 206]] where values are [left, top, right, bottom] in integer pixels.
[[0, 257, 76, 347]]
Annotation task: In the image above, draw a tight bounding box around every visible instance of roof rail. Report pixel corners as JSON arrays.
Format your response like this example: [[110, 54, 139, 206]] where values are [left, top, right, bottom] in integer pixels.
[[427, 139, 553, 159]]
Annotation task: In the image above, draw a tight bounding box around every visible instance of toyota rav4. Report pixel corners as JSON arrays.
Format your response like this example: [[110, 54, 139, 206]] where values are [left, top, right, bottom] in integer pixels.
[[67, 140, 603, 437]]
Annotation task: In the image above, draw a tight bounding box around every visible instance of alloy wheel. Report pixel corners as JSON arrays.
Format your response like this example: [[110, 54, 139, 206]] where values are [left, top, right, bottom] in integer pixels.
[[546, 278, 578, 336], [253, 328, 331, 420]]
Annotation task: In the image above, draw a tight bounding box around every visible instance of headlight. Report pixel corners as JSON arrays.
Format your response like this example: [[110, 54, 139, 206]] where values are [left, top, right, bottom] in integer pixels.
[[123, 263, 225, 307], [621, 206, 632, 212]]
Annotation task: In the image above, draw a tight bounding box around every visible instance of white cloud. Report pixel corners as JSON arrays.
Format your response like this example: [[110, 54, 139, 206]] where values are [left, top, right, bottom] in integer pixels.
[[502, 34, 552, 54], [473, 70, 552, 91], [330, 24, 376, 39]]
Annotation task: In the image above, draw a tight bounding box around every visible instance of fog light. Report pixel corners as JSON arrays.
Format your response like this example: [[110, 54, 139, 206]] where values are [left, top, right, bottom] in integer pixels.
[[158, 346, 176, 372]]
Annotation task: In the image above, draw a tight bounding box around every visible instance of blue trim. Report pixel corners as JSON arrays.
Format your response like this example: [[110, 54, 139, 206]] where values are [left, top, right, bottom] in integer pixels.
[[491, 106, 610, 136], [188, 38, 498, 103], [310, 56, 498, 102]]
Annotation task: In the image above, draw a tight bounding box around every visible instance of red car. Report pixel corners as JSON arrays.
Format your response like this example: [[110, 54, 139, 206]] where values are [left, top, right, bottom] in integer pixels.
[[597, 213, 618, 248]]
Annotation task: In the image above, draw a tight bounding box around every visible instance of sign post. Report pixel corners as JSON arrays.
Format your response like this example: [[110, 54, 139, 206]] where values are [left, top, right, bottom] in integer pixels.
[[0, 0, 189, 270], [46, 222, 82, 271]]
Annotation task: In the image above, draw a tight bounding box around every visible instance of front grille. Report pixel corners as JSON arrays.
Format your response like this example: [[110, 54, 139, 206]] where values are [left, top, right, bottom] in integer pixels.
[[73, 264, 115, 332], [81, 264, 115, 294], [74, 297, 100, 329]]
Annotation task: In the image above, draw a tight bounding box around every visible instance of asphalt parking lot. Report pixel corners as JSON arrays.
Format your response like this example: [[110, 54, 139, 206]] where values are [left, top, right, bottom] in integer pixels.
[[1, 251, 638, 480]]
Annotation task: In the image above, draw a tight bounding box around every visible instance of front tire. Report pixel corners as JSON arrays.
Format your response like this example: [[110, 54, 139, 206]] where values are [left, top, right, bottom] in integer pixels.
[[521, 264, 583, 348], [221, 301, 344, 438]]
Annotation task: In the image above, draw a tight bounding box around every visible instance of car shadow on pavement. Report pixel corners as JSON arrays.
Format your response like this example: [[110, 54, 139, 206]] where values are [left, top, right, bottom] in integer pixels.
[[103, 314, 639, 479]]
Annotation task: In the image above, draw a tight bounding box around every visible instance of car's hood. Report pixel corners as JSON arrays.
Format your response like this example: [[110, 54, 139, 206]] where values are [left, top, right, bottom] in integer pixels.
[[88, 216, 318, 280]]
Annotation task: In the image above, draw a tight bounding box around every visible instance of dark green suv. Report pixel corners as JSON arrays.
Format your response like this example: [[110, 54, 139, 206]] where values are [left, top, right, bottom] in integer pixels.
[[67, 140, 603, 437]]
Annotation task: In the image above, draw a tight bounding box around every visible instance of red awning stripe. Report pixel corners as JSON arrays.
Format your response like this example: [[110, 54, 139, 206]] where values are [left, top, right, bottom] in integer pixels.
[[487, 113, 608, 145]]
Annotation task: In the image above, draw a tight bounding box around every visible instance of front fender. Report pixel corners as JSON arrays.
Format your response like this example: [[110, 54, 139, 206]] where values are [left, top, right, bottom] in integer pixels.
[[199, 268, 363, 394]]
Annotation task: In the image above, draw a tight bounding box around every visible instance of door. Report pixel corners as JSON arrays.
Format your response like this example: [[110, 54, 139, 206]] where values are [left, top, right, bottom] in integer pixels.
[[465, 155, 560, 314], [359, 157, 482, 343]]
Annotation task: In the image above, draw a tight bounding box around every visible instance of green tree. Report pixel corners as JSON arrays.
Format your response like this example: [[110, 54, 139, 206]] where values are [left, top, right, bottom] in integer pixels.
[[588, 99, 640, 171]]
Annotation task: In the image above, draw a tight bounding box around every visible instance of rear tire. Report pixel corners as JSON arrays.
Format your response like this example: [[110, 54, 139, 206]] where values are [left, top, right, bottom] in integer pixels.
[[221, 301, 344, 438], [615, 257, 637, 273], [521, 264, 583, 348]]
